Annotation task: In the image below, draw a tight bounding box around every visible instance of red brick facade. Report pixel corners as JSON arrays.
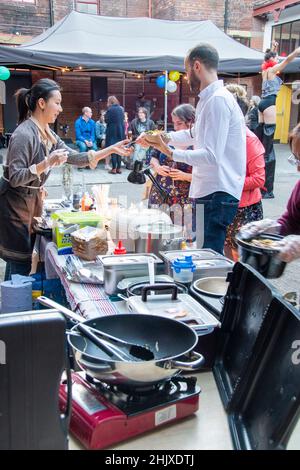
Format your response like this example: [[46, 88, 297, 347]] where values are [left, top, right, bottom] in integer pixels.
[[0, 0, 266, 136]]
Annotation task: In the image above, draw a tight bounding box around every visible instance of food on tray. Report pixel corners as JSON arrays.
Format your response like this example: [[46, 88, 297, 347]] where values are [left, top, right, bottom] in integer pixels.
[[143, 130, 166, 144], [249, 238, 282, 250], [145, 130, 163, 135]]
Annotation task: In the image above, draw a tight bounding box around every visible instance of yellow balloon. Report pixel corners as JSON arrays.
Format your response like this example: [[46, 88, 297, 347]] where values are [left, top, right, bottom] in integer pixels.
[[169, 71, 180, 82]]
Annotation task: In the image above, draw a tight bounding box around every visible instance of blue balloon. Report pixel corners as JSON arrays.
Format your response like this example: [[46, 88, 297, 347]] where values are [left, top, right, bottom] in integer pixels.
[[156, 75, 166, 89]]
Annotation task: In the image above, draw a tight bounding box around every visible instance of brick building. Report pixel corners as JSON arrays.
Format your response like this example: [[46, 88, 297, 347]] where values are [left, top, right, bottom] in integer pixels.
[[0, 0, 268, 139]]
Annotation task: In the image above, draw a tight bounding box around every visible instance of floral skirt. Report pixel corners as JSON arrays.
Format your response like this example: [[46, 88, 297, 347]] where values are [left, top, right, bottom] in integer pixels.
[[225, 201, 263, 250]]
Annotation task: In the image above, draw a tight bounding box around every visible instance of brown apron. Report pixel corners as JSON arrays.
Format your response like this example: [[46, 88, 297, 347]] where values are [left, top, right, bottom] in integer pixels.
[[0, 177, 43, 262]]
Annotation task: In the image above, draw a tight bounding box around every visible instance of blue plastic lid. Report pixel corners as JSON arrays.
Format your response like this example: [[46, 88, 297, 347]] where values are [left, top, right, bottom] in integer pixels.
[[172, 255, 196, 273]]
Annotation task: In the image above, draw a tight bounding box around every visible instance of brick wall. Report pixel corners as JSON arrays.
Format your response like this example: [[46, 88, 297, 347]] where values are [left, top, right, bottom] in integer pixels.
[[0, 0, 51, 37], [52, 0, 73, 23]]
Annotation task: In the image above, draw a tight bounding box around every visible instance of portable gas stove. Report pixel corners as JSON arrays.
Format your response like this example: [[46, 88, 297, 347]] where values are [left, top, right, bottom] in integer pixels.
[[59, 372, 201, 450]]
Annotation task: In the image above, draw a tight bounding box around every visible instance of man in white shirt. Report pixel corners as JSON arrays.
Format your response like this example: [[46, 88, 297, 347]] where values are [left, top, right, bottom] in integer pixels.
[[139, 43, 246, 253]]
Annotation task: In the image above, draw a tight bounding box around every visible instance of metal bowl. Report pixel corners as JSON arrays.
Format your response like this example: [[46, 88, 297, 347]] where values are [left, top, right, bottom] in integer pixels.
[[192, 276, 229, 298], [236, 233, 286, 279]]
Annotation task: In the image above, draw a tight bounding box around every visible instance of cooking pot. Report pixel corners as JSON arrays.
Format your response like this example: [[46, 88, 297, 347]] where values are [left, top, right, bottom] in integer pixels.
[[192, 277, 229, 298], [134, 221, 183, 257], [236, 233, 286, 279], [38, 296, 204, 387]]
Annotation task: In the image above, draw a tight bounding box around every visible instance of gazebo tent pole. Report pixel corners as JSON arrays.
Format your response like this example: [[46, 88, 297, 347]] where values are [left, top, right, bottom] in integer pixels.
[[164, 70, 168, 131]]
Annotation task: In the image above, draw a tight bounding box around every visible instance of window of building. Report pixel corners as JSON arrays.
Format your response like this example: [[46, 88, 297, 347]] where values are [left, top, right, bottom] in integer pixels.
[[76, 0, 99, 15], [232, 36, 251, 48], [272, 20, 300, 56]]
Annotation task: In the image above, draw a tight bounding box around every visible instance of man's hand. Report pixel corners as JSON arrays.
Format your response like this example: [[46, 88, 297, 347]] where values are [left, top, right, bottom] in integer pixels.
[[278, 235, 300, 263]]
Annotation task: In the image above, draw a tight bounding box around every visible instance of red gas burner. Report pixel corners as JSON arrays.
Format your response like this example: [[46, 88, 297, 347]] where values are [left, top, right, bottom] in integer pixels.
[[60, 373, 201, 450]]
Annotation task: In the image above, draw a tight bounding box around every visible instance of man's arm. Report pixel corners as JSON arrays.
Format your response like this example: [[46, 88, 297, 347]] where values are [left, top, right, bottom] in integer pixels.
[[172, 96, 231, 166], [75, 119, 85, 142], [168, 129, 195, 149]]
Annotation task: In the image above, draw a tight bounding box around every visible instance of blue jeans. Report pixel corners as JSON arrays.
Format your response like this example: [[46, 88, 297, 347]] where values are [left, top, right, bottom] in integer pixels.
[[195, 191, 239, 254], [76, 141, 98, 153], [111, 153, 121, 170]]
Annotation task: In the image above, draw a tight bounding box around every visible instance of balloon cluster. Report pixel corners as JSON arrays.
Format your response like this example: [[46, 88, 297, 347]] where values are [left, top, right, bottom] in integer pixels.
[[0, 66, 10, 81], [155, 70, 180, 93]]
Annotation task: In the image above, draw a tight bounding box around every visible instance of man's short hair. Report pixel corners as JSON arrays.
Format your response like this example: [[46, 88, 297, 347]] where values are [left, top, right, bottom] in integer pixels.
[[187, 43, 219, 71], [82, 106, 91, 114]]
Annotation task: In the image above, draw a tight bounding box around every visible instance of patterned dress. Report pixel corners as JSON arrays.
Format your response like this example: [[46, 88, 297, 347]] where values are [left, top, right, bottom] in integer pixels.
[[147, 148, 195, 239]]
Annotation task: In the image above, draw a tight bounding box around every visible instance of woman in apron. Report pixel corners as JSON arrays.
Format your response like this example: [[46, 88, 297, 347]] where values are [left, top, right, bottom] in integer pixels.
[[0, 78, 131, 280]]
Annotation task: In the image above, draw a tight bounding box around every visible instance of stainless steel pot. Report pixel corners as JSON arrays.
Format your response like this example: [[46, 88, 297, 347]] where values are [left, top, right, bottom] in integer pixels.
[[192, 277, 229, 298], [134, 222, 183, 257], [38, 296, 204, 387], [236, 233, 286, 279]]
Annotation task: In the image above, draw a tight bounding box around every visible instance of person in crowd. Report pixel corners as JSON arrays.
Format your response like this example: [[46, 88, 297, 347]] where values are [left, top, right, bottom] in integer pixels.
[[124, 112, 129, 138], [105, 96, 125, 174], [135, 92, 155, 119], [75, 106, 97, 152], [0, 79, 132, 280], [130, 107, 156, 164], [95, 110, 106, 148], [257, 41, 300, 199], [240, 122, 300, 263], [148, 104, 195, 238], [139, 43, 246, 255], [224, 85, 265, 262], [258, 41, 300, 135], [95, 110, 110, 169], [246, 96, 261, 136]]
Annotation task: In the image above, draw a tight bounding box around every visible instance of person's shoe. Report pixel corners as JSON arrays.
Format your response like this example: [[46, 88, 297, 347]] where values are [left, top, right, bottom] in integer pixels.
[[105, 164, 111, 170], [108, 169, 116, 174], [116, 169, 122, 174], [262, 192, 275, 199]]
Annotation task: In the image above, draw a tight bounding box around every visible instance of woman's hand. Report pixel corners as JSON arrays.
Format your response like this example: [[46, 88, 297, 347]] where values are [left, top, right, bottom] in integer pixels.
[[156, 165, 171, 177], [111, 139, 133, 157], [48, 149, 68, 168], [169, 168, 191, 182]]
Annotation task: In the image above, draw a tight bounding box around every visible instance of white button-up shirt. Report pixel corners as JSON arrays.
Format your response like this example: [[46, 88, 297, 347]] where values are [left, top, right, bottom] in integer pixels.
[[169, 80, 246, 200]]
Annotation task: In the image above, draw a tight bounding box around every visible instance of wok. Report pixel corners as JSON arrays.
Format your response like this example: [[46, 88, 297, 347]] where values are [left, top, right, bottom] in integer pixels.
[[38, 296, 204, 387]]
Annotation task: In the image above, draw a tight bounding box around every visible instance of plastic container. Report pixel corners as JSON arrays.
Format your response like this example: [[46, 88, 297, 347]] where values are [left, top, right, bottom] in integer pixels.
[[113, 241, 127, 255], [171, 255, 196, 284]]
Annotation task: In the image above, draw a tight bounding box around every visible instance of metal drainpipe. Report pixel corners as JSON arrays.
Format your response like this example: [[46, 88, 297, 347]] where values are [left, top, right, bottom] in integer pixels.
[[224, 0, 229, 34], [49, 0, 54, 26]]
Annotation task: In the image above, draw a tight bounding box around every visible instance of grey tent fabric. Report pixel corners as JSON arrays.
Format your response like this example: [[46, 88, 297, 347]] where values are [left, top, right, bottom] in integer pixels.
[[0, 11, 299, 73]]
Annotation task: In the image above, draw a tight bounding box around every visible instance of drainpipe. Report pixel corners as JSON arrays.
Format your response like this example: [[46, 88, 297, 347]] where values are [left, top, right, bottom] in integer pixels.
[[224, 0, 229, 34], [49, 0, 54, 26], [149, 0, 152, 18]]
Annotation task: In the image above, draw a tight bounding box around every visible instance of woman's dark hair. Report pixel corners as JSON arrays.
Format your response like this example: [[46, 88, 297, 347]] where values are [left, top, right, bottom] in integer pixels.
[[172, 104, 195, 123], [15, 78, 61, 124], [288, 123, 300, 150], [264, 48, 277, 62]]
